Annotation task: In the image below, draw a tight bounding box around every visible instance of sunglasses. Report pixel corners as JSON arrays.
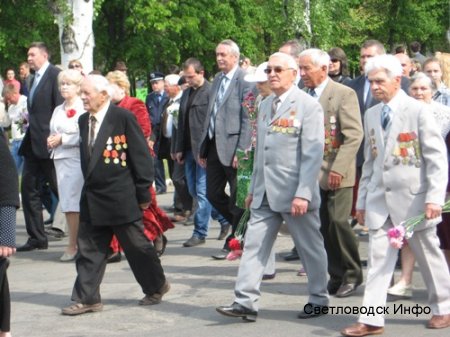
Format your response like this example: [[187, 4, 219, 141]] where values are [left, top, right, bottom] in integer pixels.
[[68, 64, 81, 69], [330, 59, 340, 63], [264, 66, 294, 74]]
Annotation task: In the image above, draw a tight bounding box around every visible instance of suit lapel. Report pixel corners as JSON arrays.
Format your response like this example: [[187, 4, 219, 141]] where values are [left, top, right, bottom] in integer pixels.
[[219, 70, 239, 108], [86, 108, 115, 177], [30, 66, 51, 108], [271, 91, 295, 122], [318, 80, 333, 113]]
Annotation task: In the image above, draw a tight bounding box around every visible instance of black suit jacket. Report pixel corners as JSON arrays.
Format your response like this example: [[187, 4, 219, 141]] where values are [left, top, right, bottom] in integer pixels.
[[79, 103, 154, 227], [175, 80, 211, 160], [19, 64, 63, 159]]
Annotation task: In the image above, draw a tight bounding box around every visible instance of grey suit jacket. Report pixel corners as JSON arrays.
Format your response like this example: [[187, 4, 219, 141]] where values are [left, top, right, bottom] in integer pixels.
[[175, 80, 211, 160], [357, 90, 448, 231], [199, 67, 253, 166], [249, 86, 324, 212], [318, 79, 363, 190]]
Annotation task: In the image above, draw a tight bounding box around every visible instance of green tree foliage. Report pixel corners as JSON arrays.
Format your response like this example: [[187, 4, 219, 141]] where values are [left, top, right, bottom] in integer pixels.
[[0, 0, 448, 81]]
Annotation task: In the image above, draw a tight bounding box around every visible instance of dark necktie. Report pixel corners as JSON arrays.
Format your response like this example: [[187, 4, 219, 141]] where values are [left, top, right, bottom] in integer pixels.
[[89, 115, 97, 154], [309, 88, 317, 98]]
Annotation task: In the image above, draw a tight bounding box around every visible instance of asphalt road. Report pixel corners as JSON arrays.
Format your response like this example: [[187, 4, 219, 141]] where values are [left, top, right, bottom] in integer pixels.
[[8, 187, 445, 337]]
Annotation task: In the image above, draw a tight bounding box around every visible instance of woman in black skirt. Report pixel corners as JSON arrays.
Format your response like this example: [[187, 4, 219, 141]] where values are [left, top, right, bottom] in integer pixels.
[[0, 128, 19, 337]]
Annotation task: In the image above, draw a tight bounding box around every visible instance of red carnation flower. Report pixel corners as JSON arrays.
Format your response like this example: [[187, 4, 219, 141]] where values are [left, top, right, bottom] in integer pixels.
[[228, 238, 242, 251], [66, 109, 77, 118]]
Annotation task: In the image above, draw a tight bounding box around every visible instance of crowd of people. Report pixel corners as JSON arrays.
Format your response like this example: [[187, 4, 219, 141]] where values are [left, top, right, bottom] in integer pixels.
[[0, 38, 449, 337]]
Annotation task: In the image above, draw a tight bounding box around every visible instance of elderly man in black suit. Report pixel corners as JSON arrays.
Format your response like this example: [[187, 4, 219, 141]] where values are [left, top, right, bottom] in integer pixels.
[[17, 42, 63, 252], [199, 40, 253, 255], [61, 75, 168, 316]]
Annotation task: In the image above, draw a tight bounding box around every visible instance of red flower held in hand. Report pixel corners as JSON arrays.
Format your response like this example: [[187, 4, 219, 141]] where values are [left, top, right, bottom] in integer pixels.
[[66, 109, 76, 118], [228, 238, 242, 251]]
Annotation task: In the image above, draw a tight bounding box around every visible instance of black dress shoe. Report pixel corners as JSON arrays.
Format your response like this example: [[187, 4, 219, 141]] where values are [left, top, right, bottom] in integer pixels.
[[327, 282, 340, 295], [17, 240, 48, 252], [284, 248, 300, 261], [216, 302, 257, 322], [106, 252, 122, 263], [212, 249, 229, 260], [298, 303, 328, 319], [262, 273, 276, 280], [336, 283, 358, 298]]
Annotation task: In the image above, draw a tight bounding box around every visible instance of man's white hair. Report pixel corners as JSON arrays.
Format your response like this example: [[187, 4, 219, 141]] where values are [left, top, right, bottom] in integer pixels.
[[165, 74, 180, 86], [86, 74, 114, 97], [299, 48, 330, 71], [365, 54, 403, 79], [218, 39, 240, 58], [269, 52, 297, 70]]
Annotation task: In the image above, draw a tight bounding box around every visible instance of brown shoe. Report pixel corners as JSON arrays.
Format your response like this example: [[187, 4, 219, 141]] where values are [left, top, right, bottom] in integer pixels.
[[61, 302, 103, 316], [139, 281, 170, 305], [341, 323, 384, 336], [428, 314, 450, 329]]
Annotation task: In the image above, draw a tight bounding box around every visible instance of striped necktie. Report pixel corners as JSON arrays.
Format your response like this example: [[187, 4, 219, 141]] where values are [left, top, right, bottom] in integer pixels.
[[381, 104, 391, 130], [208, 75, 228, 139]]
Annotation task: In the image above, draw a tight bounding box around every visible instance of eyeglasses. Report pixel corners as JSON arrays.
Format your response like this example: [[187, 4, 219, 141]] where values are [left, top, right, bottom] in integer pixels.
[[264, 66, 294, 74], [330, 59, 340, 63], [68, 64, 81, 69]]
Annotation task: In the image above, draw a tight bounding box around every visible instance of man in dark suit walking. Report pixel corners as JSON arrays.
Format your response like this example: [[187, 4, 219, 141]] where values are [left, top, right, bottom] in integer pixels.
[[198, 40, 253, 254], [62, 75, 168, 315], [17, 42, 63, 252]]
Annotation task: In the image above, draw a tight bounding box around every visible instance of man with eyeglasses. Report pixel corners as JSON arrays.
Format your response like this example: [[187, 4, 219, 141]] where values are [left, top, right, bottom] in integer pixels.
[[216, 52, 329, 322], [300, 48, 363, 298]]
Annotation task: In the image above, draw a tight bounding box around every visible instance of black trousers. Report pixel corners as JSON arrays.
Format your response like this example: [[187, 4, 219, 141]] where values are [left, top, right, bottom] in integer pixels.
[[72, 219, 166, 304], [21, 155, 58, 245], [205, 139, 244, 247], [0, 258, 10, 332]]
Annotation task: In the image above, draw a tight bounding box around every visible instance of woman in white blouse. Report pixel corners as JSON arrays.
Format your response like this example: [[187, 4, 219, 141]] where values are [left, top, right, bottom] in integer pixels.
[[47, 69, 84, 262]]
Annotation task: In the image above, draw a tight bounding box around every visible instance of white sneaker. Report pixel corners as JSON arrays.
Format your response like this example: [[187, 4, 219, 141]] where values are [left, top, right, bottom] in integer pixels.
[[387, 282, 413, 297]]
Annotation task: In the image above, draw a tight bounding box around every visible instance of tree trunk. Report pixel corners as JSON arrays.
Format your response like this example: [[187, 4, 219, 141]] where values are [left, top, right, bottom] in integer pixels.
[[57, 0, 94, 73]]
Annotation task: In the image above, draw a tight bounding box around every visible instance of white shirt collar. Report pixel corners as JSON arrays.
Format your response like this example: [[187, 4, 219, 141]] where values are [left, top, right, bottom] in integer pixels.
[[223, 65, 239, 81], [312, 77, 329, 99], [277, 85, 296, 106], [36, 61, 50, 78]]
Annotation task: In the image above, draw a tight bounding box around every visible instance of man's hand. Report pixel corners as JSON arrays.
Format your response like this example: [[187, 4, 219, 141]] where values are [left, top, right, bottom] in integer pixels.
[[425, 203, 442, 219], [232, 155, 238, 169], [0, 246, 15, 257], [328, 171, 343, 190], [148, 139, 154, 150], [139, 202, 150, 210], [47, 134, 62, 149], [291, 197, 309, 216], [198, 157, 207, 168], [174, 152, 184, 164], [355, 209, 365, 225], [244, 194, 253, 209]]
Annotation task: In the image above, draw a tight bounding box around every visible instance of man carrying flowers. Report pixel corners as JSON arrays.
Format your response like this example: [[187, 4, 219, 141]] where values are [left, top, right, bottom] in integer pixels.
[[341, 55, 450, 337]]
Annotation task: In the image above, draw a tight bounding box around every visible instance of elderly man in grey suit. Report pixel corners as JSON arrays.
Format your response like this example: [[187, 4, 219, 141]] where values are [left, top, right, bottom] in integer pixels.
[[199, 39, 252, 252], [341, 55, 450, 337], [216, 52, 329, 322]]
